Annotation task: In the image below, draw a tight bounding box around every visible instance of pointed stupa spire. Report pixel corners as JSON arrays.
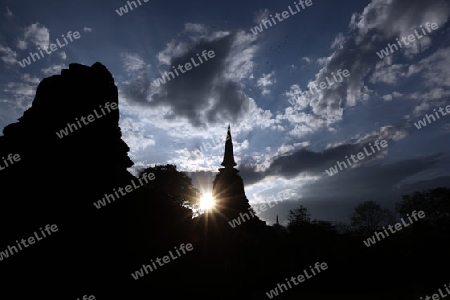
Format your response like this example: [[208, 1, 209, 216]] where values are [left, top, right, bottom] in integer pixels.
[[220, 124, 237, 168], [276, 215, 279, 225]]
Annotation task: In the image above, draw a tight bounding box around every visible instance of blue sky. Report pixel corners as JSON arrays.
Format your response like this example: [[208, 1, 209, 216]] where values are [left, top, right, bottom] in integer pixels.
[[1, 0, 449, 225]]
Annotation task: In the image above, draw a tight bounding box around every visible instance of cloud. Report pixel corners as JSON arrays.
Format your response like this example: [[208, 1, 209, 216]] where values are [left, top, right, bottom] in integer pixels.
[[239, 124, 408, 186], [0, 44, 18, 66], [370, 63, 409, 84], [301, 153, 444, 199], [118, 54, 152, 105], [330, 33, 345, 49], [5, 6, 12, 17], [316, 56, 330, 66], [21, 73, 40, 84], [119, 117, 156, 152], [41, 64, 66, 76], [156, 39, 189, 66], [184, 23, 207, 34], [284, 84, 311, 111], [253, 9, 270, 24], [275, 144, 296, 156], [17, 22, 50, 50], [349, 0, 449, 41], [416, 47, 450, 90], [120, 72, 151, 105], [382, 91, 403, 101], [3, 73, 40, 110], [302, 57, 311, 64], [121, 52, 148, 73], [17, 40, 27, 50], [121, 30, 258, 128], [283, 0, 450, 140], [257, 71, 275, 95], [402, 46, 450, 119], [402, 35, 432, 59], [382, 94, 393, 101], [355, 125, 408, 143], [58, 51, 67, 60]]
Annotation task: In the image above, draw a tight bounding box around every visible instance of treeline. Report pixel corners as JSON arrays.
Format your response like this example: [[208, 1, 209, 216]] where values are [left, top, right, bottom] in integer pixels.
[[130, 164, 450, 297]]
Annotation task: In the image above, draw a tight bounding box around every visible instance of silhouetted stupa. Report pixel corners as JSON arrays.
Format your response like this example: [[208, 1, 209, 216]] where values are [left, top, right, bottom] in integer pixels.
[[212, 125, 261, 224]]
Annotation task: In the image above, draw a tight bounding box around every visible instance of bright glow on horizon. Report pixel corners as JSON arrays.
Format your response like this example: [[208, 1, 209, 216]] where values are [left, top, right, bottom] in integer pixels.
[[199, 193, 215, 210]]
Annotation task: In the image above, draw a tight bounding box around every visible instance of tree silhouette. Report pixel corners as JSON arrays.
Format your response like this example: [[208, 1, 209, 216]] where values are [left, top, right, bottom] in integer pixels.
[[396, 187, 450, 225], [137, 164, 200, 207], [287, 204, 311, 230], [350, 200, 394, 233]]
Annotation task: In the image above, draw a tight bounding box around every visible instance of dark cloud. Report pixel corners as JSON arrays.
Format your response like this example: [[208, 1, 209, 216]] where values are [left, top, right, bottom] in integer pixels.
[[121, 70, 151, 104], [303, 153, 444, 198], [244, 154, 447, 223], [123, 32, 252, 128], [239, 125, 407, 185]]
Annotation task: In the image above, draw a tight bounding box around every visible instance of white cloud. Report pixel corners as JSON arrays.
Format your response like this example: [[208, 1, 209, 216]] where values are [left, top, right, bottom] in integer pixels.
[[253, 9, 270, 24], [294, 141, 310, 148], [17, 40, 27, 50], [382, 94, 393, 101], [0, 44, 18, 65], [355, 125, 408, 144], [370, 64, 408, 84], [316, 56, 330, 67], [41, 64, 66, 76], [403, 35, 432, 58], [21, 73, 40, 84], [302, 57, 311, 64], [121, 53, 147, 73], [257, 71, 275, 95], [58, 51, 67, 60], [275, 144, 295, 156], [286, 111, 324, 138], [17, 22, 50, 50], [382, 91, 402, 101], [284, 84, 310, 111], [223, 30, 258, 81], [3, 78, 39, 110], [274, 142, 312, 157], [305, 0, 450, 134], [156, 39, 189, 66], [331, 33, 345, 49], [184, 23, 207, 34], [417, 46, 450, 89], [401, 46, 450, 119], [120, 117, 156, 152], [234, 139, 250, 154]]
